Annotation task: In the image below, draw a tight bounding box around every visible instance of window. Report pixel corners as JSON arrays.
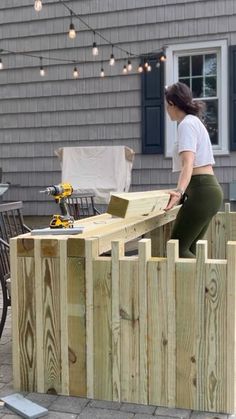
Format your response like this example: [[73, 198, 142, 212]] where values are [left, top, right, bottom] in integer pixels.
[[165, 40, 228, 157]]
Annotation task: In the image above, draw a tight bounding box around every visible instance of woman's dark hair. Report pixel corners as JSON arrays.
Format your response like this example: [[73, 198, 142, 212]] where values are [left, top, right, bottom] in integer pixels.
[[165, 82, 205, 117]]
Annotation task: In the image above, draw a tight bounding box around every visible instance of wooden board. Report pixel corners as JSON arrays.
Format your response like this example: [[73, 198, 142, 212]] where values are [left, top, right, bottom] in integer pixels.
[[107, 190, 170, 218]]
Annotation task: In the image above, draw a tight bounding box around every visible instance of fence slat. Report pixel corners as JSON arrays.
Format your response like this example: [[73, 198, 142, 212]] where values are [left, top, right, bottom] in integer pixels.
[[148, 258, 168, 406], [85, 238, 99, 399], [59, 239, 69, 395], [120, 258, 139, 403], [138, 239, 151, 404], [166, 239, 178, 407], [67, 256, 86, 396], [93, 258, 112, 400], [226, 241, 236, 413], [111, 240, 124, 401]]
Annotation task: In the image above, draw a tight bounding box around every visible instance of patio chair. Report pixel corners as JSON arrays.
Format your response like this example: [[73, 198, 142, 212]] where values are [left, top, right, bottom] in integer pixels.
[[0, 201, 30, 338], [66, 194, 100, 219], [0, 238, 10, 339], [0, 201, 31, 243]]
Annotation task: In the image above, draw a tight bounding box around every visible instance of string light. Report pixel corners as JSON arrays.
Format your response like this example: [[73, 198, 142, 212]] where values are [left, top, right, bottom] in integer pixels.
[[109, 45, 115, 66], [92, 32, 98, 56], [68, 11, 76, 39], [39, 57, 45, 76], [34, 0, 42, 12], [122, 64, 128, 74], [127, 60, 132, 71], [73, 66, 79, 78], [138, 63, 143, 73], [160, 51, 167, 62], [100, 64, 105, 77], [147, 63, 152, 72], [0, 59, 3, 70]]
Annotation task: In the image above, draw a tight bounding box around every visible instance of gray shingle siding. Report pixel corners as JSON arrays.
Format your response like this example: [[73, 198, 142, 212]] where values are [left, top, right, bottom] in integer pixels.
[[0, 0, 235, 215]]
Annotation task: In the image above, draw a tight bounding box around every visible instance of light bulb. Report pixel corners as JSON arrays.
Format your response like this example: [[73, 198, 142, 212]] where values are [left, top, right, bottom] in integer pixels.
[[0, 59, 3, 70], [100, 68, 105, 77], [144, 60, 148, 68], [73, 66, 79, 78], [123, 65, 128, 74], [68, 23, 76, 39], [147, 64, 152, 72], [40, 66, 45, 76], [160, 52, 166, 62], [138, 64, 143, 73], [109, 54, 115, 66], [127, 60, 132, 71], [92, 42, 98, 56], [34, 0, 42, 12]]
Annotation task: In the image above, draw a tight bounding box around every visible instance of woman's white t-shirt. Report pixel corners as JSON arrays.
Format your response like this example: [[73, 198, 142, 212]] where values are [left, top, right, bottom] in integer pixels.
[[172, 114, 215, 172]]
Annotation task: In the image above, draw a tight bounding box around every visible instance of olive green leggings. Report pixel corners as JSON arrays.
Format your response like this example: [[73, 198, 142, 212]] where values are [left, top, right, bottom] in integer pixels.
[[170, 174, 223, 258]]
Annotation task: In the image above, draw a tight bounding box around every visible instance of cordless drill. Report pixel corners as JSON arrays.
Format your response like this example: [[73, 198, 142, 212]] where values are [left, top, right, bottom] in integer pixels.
[[40, 183, 74, 228]]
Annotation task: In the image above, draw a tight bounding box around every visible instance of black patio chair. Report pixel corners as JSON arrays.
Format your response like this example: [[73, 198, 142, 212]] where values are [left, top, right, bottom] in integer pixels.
[[0, 238, 10, 339], [0, 201, 31, 243], [0, 201, 30, 338], [66, 194, 100, 220]]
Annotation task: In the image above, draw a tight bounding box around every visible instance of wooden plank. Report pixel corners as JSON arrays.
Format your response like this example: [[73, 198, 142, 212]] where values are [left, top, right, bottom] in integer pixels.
[[120, 258, 139, 403], [93, 258, 112, 401], [166, 240, 178, 407], [138, 239, 151, 404], [42, 248, 61, 394], [59, 239, 69, 395], [195, 240, 207, 411], [67, 256, 86, 396], [34, 240, 44, 393], [204, 259, 227, 412], [226, 241, 236, 413], [111, 240, 124, 401], [148, 257, 168, 406], [107, 190, 170, 218], [85, 238, 99, 399], [10, 238, 21, 390], [175, 259, 196, 409]]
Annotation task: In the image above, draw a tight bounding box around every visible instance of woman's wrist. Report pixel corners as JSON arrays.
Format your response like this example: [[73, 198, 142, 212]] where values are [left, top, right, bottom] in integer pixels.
[[175, 187, 184, 196]]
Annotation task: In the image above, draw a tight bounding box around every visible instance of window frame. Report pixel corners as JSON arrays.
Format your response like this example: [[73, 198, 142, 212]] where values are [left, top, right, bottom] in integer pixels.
[[165, 39, 228, 157]]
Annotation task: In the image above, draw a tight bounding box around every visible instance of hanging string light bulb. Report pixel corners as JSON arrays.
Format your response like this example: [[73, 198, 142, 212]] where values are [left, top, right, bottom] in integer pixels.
[[147, 63, 152, 72], [68, 11, 76, 39], [122, 63, 128, 74], [138, 63, 143, 73], [109, 45, 115, 66], [100, 62, 105, 77], [34, 0, 42, 12], [92, 32, 99, 56], [144, 60, 149, 69], [127, 59, 132, 71], [159, 51, 167, 62], [39, 57, 45, 76], [73, 66, 79, 78], [0, 59, 3, 70]]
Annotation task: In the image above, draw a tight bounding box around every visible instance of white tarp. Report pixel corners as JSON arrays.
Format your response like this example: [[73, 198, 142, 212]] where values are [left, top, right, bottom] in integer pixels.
[[55, 146, 135, 204]]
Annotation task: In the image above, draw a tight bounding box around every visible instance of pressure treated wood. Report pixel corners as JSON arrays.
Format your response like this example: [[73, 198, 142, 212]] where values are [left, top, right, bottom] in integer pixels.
[[10, 204, 236, 414], [107, 190, 170, 218]]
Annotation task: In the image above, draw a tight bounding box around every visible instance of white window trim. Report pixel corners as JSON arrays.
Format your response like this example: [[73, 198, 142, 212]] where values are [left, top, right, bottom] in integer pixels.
[[165, 39, 228, 158]]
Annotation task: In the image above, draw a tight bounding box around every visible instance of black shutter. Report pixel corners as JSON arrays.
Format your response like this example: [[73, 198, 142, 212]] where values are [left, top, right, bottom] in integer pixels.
[[141, 57, 164, 154], [230, 45, 236, 151]]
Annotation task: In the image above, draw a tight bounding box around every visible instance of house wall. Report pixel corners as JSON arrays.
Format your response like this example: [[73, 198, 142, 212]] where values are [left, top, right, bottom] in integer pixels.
[[0, 0, 235, 215]]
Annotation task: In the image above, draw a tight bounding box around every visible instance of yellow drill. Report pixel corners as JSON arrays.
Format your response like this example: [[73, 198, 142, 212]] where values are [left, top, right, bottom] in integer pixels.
[[40, 183, 74, 228]]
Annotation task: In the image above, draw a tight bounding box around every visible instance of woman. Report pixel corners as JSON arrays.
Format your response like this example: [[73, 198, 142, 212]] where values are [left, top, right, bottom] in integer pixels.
[[165, 82, 223, 258]]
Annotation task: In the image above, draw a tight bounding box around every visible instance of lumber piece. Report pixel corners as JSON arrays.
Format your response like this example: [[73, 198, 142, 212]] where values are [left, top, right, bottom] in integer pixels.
[[107, 190, 170, 218], [1, 393, 48, 419]]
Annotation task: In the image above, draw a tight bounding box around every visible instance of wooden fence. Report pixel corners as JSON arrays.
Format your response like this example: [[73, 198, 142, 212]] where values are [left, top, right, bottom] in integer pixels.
[[10, 204, 236, 413]]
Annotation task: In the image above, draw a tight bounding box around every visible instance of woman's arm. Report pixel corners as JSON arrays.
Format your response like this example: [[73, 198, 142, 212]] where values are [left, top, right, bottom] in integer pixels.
[[165, 150, 194, 211]]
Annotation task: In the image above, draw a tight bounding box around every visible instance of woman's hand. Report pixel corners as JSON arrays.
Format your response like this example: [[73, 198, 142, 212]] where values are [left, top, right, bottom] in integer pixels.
[[164, 190, 182, 211]]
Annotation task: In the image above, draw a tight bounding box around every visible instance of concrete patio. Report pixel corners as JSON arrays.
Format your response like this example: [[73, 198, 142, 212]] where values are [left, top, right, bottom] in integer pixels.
[[0, 307, 233, 419]]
